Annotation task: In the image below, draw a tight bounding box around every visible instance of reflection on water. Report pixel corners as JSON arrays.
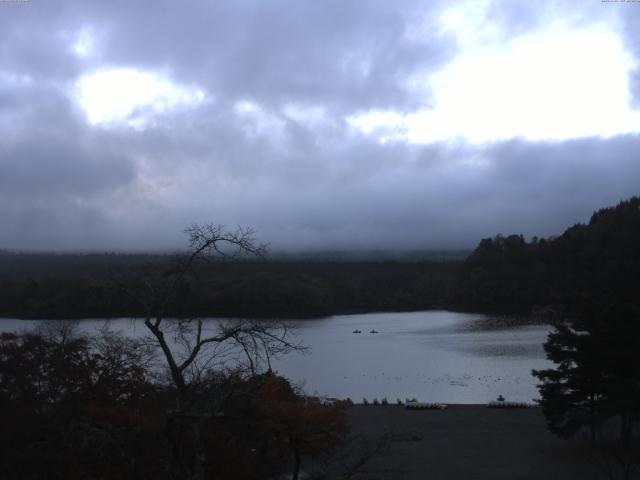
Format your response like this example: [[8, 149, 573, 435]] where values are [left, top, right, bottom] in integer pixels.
[[0, 310, 552, 404]]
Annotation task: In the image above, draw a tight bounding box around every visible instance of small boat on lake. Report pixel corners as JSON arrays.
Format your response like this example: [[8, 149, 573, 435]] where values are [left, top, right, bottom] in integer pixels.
[[353, 329, 362, 334], [370, 329, 378, 334]]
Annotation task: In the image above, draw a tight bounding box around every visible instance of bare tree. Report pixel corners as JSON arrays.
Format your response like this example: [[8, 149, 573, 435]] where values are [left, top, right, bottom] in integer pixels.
[[115, 224, 306, 480], [118, 224, 303, 404], [35, 319, 82, 346]]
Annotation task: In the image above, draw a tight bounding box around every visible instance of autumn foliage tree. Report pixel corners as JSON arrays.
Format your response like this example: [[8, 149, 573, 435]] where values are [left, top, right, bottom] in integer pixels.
[[0, 328, 162, 479], [253, 373, 350, 480], [0, 331, 349, 480]]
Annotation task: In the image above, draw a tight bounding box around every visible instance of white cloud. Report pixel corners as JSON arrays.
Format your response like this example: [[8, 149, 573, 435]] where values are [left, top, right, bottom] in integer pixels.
[[349, 21, 640, 144], [234, 100, 285, 138], [75, 67, 206, 128], [438, 0, 498, 46], [71, 27, 97, 58]]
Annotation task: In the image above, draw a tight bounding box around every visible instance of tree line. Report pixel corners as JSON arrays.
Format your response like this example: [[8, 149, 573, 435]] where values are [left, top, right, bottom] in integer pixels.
[[0, 253, 459, 319]]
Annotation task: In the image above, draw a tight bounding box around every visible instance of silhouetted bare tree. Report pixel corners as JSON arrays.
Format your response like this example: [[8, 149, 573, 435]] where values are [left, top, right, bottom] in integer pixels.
[[117, 225, 305, 480]]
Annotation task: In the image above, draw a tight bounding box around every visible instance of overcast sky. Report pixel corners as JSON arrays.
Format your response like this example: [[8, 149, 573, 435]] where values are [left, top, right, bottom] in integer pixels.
[[2, 0, 640, 252]]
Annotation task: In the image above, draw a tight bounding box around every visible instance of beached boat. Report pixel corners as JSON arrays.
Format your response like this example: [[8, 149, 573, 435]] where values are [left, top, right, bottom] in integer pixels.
[[486, 401, 536, 408], [405, 401, 447, 410]]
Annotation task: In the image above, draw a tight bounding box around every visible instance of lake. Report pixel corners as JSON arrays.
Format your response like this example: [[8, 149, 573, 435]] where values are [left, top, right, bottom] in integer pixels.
[[0, 310, 552, 404]]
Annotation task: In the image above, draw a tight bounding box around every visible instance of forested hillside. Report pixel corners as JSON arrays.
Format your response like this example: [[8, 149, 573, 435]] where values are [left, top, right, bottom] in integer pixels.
[[454, 196, 640, 312]]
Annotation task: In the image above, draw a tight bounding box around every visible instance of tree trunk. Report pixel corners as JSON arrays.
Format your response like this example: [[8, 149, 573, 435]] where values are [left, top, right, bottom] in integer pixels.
[[291, 438, 301, 480], [589, 405, 596, 446], [165, 412, 208, 480], [619, 414, 632, 447], [144, 319, 187, 396]]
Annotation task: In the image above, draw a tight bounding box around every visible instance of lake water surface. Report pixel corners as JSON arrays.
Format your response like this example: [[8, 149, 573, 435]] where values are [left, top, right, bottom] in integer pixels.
[[0, 310, 552, 404]]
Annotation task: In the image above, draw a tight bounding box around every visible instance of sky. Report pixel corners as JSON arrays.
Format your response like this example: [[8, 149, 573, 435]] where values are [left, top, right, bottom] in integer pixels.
[[2, 0, 640, 252]]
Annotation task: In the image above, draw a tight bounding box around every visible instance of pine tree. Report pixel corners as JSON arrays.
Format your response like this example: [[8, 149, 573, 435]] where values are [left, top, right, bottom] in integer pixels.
[[533, 322, 606, 444], [533, 303, 640, 446]]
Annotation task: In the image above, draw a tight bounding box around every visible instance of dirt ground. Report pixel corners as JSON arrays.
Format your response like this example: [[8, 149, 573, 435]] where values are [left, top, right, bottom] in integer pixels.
[[312, 405, 616, 480]]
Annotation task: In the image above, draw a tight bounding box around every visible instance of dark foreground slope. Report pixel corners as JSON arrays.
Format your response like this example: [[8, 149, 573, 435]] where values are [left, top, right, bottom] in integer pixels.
[[334, 405, 599, 480]]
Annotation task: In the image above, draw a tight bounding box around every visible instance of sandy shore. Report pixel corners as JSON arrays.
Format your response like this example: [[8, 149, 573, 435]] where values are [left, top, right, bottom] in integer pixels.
[[324, 405, 603, 480]]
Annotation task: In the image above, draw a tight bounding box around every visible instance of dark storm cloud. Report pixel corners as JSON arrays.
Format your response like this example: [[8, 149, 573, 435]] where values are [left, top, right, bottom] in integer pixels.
[[80, 0, 453, 112], [612, 5, 640, 108], [0, 93, 134, 197], [0, 74, 137, 250], [0, 2, 86, 81], [113, 108, 640, 250], [467, 135, 640, 237], [271, 134, 640, 250], [0, 0, 638, 251]]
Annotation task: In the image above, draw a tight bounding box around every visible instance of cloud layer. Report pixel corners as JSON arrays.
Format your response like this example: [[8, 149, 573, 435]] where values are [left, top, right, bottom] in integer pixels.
[[1, 0, 639, 251]]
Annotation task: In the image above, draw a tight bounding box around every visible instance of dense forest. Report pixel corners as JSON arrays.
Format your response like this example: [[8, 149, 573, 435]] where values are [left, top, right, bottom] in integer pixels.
[[0, 252, 459, 319], [454, 196, 640, 314]]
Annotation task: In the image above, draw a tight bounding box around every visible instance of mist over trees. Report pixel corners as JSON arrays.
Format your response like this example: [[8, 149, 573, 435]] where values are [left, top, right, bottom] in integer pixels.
[[1, 196, 639, 319]]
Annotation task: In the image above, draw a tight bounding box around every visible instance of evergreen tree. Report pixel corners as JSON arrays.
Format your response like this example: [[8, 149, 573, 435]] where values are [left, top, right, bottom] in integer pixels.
[[533, 322, 606, 444], [533, 303, 640, 446]]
